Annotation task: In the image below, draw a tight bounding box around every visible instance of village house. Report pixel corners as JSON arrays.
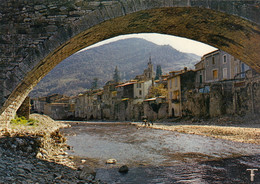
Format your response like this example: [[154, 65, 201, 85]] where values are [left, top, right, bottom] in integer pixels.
[[31, 94, 67, 114], [101, 81, 118, 119], [43, 103, 70, 120], [143, 96, 168, 121], [32, 94, 75, 120], [116, 81, 136, 99], [74, 93, 85, 119], [167, 68, 196, 117], [31, 97, 46, 114], [179, 49, 260, 118], [74, 89, 103, 120], [195, 49, 251, 88], [117, 59, 155, 100], [133, 80, 153, 100]]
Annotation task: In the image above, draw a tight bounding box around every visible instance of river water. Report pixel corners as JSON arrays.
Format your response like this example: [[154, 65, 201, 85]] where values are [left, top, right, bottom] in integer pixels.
[[61, 122, 260, 183]]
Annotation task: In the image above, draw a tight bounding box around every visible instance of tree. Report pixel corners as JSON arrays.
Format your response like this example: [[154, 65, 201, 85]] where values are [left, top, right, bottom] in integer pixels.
[[147, 84, 168, 98], [155, 65, 162, 80], [91, 77, 98, 90], [113, 66, 120, 83]]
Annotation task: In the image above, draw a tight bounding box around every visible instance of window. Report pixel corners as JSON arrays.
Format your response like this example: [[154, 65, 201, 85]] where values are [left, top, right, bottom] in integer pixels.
[[175, 78, 178, 87], [139, 90, 142, 95], [241, 63, 245, 78], [223, 68, 227, 79], [213, 70, 218, 80], [169, 80, 172, 89], [212, 56, 215, 65], [200, 75, 203, 83], [223, 55, 227, 64], [174, 90, 179, 99]]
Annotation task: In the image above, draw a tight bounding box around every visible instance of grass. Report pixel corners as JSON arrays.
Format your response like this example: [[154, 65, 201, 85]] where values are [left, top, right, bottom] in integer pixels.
[[10, 116, 39, 127]]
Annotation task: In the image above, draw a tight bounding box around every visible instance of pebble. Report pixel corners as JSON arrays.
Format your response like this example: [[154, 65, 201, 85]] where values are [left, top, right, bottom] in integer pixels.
[[0, 131, 102, 184], [118, 165, 129, 173], [106, 158, 117, 164]]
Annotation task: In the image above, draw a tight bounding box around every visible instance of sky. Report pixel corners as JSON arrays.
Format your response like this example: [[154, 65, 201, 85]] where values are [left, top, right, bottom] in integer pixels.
[[79, 33, 217, 57]]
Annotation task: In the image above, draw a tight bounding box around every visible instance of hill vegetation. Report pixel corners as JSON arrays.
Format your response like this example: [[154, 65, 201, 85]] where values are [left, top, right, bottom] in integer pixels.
[[30, 38, 200, 97]]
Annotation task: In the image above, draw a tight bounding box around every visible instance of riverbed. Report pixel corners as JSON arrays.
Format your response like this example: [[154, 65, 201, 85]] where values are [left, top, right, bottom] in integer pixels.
[[61, 122, 260, 183]]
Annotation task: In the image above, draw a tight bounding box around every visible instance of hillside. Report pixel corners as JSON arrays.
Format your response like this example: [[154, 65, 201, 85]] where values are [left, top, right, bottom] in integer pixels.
[[30, 38, 200, 97]]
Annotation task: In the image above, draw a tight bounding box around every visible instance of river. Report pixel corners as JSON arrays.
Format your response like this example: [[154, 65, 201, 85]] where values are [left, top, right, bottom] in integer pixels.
[[61, 122, 260, 183]]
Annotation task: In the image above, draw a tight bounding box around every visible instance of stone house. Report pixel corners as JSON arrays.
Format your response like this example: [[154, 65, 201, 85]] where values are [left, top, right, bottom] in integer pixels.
[[31, 94, 67, 114], [75, 93, 85, 119], [31, 97, 46, 114], [143, 97, 168, 121], [116, 81, 136, 99], [195, 49, 251, 87], [102, 81, 118, 120], [133, 80, 152, 100], [120, 59, 155, 101], [167, 68, 196, 117], [74, 89, 103, 120], [43, 103, 70, 120], [102, 81, 118, 105]]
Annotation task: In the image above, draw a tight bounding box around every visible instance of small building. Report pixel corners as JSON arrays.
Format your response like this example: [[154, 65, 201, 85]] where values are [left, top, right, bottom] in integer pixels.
[[44, 103, 70, 120], [31, 94, 68, 114], [116, 81, 136, 99], [74, 93, 85, 119], [133, 80, 152, 99], [195, 49, 251, 87], [167, 68, 196, 117]]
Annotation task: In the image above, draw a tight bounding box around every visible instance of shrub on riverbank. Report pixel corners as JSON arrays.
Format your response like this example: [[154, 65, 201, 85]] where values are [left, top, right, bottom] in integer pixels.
[[10, 115, 39, 127]]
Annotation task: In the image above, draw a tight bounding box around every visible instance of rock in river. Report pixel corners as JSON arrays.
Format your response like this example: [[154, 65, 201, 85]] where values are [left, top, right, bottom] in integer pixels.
[[106, 159, 117, 164], [78, 166, 96, 180], [119, 165, 129, 173]]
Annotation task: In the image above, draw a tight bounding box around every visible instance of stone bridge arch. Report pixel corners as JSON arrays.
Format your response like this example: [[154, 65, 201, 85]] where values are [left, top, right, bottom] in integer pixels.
[[0, 0, 260, 123]]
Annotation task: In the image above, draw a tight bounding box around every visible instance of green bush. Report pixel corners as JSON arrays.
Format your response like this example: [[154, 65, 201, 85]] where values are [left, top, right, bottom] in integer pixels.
[[10, 116, 39, 126]]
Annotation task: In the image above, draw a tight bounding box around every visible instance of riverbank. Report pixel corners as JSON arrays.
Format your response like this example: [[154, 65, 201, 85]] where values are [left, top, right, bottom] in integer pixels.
[[132, 115, 260, 145], [0, 114, 102, 184]]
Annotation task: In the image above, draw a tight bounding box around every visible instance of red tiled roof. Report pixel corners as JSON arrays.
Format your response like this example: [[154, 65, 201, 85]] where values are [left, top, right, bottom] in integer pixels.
[[116, 82, 136, 87]]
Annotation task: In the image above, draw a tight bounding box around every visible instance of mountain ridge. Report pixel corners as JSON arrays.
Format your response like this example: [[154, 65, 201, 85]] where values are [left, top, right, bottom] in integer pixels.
[[30, 38, 200, 97]]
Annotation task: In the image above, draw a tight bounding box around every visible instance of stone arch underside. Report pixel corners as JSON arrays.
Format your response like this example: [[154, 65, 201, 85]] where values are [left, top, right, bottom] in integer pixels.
[[1, 6, 260, 123]]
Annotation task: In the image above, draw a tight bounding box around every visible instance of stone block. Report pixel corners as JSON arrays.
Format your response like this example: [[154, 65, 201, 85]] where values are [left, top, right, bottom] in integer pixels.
[[34, 5, 47, 11], [88, 2, 101, 7], [45, 25, 58, 32]]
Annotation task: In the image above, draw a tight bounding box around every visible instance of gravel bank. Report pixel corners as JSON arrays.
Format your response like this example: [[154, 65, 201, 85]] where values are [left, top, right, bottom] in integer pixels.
[[0, 114, 103, 184], [132, 115, 260, 145]]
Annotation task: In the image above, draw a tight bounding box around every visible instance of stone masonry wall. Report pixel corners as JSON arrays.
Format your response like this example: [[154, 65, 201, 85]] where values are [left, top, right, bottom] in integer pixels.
[[183, 78, 260, 118], [182, 92, 209, 117], [233, 76, 260, 116]]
